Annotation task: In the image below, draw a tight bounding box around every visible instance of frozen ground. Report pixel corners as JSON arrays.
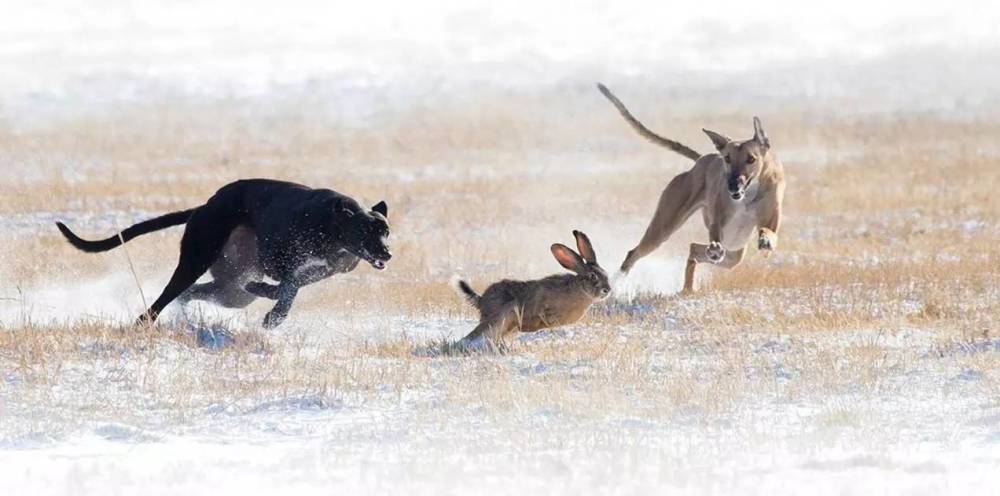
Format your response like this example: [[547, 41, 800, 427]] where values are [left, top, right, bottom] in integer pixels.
[[3, 307, 1000, 495], [2, 1, 1000, 494], [3, 402, 999, 495]]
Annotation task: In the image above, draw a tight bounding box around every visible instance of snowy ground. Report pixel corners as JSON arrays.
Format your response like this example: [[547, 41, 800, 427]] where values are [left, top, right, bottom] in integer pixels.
[[3, 304, 1000, 495], [2, 1, 1000, 494]]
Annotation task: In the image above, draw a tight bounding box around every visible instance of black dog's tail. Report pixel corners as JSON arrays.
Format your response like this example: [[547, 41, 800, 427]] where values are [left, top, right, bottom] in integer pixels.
[[596, 83, 702, 161], [451, 275, 481, 309], [56, 208, 196, 253]]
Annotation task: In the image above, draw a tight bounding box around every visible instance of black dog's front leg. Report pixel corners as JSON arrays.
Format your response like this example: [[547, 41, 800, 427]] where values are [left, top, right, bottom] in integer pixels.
[[255, 263, 334, 328], [262, 283, 299, 329], [246, 281, 280, 300]]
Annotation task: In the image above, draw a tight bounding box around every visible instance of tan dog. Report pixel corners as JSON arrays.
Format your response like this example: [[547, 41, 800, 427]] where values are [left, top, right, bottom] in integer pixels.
[[598, 84, 785, 292]]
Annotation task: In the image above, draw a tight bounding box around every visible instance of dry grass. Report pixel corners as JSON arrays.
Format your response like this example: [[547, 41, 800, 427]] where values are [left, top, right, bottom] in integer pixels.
[[1, 87, 998, 442]]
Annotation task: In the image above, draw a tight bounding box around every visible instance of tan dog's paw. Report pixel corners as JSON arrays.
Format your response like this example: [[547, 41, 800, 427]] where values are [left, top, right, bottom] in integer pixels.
[[758, 228, 777, 252], [706, 241, 726, 264]]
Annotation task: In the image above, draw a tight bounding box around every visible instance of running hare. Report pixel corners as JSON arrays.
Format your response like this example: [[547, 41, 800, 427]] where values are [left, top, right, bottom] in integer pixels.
[[453, 230, 611, 351]]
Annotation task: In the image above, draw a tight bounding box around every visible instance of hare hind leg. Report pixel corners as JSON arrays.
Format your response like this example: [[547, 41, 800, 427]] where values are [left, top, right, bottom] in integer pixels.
[[457, 304, 521, 351]]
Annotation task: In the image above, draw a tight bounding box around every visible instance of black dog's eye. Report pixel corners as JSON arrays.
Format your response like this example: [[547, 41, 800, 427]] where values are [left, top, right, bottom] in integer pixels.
[[747, 156, 756, 164]]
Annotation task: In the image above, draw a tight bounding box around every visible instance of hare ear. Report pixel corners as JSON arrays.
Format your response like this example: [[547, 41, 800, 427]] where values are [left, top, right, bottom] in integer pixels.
[[572, 230, 597, 265], [551, 244, 585, 273], [702, 128, 731, 151]]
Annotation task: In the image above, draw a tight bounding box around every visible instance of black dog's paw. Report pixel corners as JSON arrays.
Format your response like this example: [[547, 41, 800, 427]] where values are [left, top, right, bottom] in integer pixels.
[[262, 310, 287, 329], [246, 282, 280, 300]]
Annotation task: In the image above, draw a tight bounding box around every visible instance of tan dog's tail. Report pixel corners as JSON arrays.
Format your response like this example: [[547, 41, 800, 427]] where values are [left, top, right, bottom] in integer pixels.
[[597, 83, 701, 161]]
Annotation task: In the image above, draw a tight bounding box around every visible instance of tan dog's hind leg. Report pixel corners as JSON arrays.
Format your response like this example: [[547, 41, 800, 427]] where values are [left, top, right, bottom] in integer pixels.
[[683, 243, 746, 293], [621, 172, 703, 273]]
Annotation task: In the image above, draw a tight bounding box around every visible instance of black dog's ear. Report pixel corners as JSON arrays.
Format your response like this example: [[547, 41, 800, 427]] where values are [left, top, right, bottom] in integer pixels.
[[372, 201, 388, 217]]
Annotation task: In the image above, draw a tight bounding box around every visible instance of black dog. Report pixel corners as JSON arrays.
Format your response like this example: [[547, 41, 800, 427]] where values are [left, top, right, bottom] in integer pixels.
[[56, 179, 392, 328]]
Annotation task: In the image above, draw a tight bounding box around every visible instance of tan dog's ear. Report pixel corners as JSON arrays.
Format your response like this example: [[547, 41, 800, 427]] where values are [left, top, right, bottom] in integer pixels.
[[572, 230, 597, 265], [753, 117, 770, 150], [551, 244, 586, 273], [702, 128, 731, 151]]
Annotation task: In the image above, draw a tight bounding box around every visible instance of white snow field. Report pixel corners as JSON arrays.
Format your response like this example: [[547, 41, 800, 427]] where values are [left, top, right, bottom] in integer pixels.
[[2, 1, 1000, 494]]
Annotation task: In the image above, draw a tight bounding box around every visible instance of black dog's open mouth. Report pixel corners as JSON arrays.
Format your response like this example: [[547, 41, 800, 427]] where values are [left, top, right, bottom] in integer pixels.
[[356, 251, 390, 270]]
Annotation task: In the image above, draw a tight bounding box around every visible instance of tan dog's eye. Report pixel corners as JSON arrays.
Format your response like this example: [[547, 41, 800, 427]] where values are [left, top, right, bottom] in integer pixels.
[[724, 155, 731, 164], [747, 156, 755, 164]]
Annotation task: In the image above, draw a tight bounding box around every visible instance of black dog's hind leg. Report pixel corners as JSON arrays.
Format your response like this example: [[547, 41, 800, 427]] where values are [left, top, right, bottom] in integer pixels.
[[138, 208, 236, 325], [262, 283, 299, 329], [183, 281, 258, 308]]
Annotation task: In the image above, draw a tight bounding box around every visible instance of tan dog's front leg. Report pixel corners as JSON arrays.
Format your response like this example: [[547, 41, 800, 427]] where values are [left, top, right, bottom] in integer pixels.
[[683, 257, 698, 293], [685, 220, 727, 293], [758, 199, 781, 254], [758, 227, 778, 252], [685, 243, 746, 293], [706, 222, 726, 264]]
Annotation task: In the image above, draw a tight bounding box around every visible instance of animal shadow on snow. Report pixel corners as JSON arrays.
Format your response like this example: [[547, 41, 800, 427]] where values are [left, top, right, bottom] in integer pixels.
[[160, 309, 270, 354]]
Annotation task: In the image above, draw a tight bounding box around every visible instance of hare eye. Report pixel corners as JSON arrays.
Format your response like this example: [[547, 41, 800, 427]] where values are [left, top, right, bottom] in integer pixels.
[[724, 155, 731, 164]]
